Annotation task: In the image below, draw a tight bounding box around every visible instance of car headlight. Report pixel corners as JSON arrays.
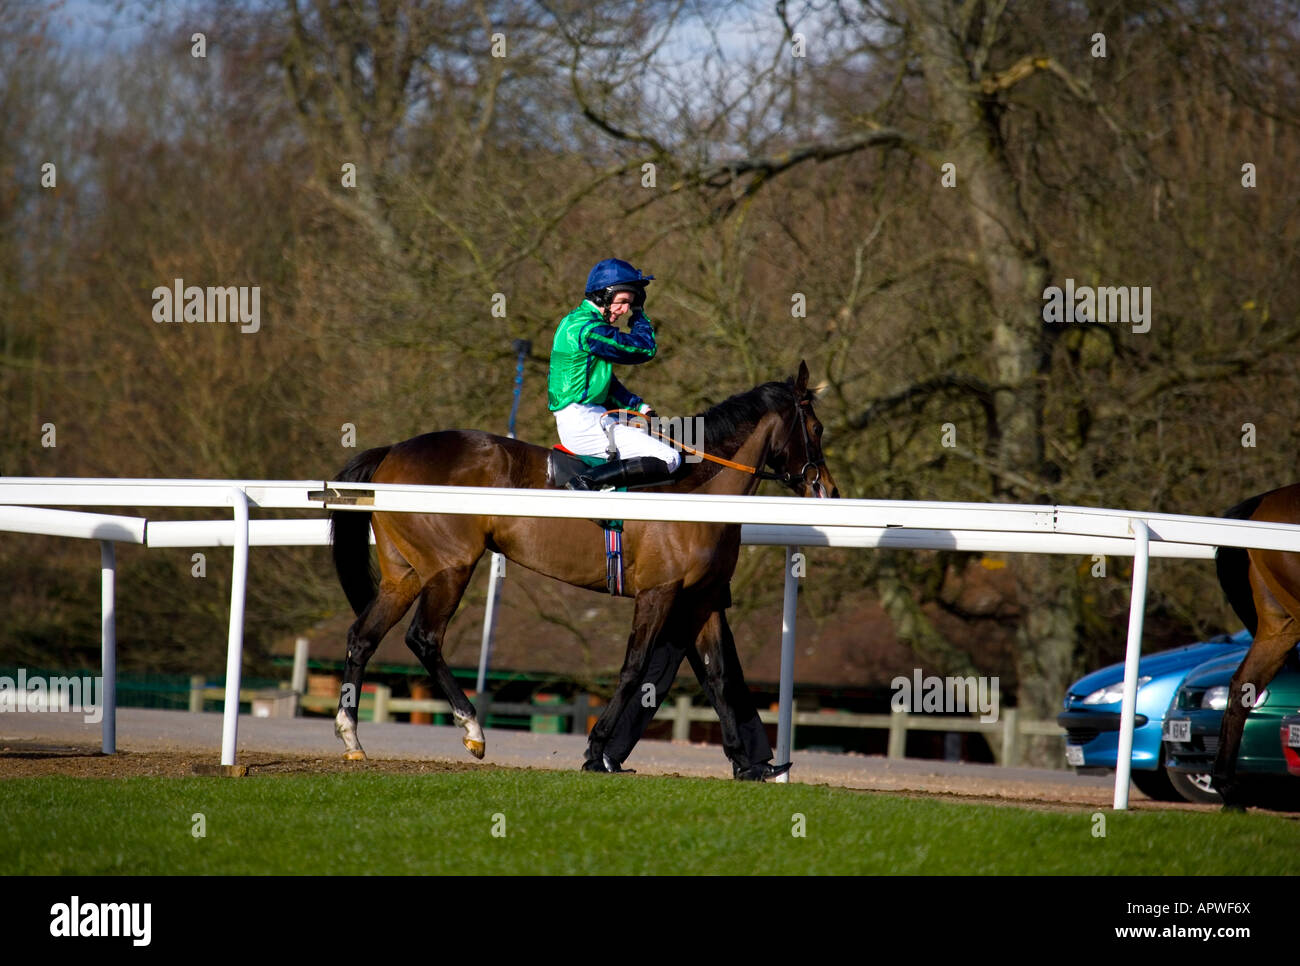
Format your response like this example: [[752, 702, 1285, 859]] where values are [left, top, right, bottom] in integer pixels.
[[1080, 676, 1151, 705], [1202, 686, 1268, 711], [1202, 686, 1229, 711]]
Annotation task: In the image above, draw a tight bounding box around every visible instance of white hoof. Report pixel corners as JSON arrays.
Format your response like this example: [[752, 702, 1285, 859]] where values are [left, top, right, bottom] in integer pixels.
[[455, 711, 486, 760], [335, 709, 366, 759]]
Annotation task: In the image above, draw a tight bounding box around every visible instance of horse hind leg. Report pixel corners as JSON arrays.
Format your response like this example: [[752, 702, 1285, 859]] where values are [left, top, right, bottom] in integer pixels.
[[1213, 625, 1296, 805], [336, 572, 421, 760], [1214, 549, 1300, 804], [404, 565, 485, 759]]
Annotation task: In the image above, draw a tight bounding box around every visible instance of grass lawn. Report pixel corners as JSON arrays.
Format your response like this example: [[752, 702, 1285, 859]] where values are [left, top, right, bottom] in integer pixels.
[[4, 770, 1298, 875]]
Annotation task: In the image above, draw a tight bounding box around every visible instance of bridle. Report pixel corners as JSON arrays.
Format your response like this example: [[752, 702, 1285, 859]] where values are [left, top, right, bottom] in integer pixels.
[[757, 396, 825, 493]]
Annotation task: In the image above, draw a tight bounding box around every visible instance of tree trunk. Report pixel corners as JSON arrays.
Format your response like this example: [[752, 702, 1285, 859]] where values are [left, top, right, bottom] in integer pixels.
[[900, 0, 1074, 763], [877, 558, 981, 679]]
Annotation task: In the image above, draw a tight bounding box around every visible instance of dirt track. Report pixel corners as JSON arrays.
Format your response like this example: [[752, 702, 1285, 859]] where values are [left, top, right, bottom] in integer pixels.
[[0, 747, 487, 779], [0, 707, 1245, 813]]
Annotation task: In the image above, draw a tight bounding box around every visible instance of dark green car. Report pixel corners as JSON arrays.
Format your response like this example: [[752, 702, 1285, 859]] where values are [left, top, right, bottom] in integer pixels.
[[1162, 647, 1300, 802]]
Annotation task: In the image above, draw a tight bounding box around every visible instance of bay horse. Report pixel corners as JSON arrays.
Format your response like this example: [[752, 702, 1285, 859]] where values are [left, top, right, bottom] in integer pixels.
[[1214, 483, 1300, 804], [327, 361, 838, 777]]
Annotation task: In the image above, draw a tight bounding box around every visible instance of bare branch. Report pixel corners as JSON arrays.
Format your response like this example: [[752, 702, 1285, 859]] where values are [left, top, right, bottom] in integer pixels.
[[848, 372, 997, 431], [978, 54, 1049, 95], [691, 129, 907, 187]]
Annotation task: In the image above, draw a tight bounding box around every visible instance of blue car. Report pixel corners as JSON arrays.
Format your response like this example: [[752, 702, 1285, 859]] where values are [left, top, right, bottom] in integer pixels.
[[1058, 629, 1252, 803]]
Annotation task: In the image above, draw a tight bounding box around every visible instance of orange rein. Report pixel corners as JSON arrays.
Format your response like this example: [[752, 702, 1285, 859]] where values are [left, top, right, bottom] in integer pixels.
[[603, 409, 758, 474]]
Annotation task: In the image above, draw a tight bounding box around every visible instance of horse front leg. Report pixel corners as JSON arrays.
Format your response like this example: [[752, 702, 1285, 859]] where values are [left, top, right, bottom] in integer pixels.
[[590, 586, 723, 769], [584, 581, 683, 770], [689, 608, 784, 780]]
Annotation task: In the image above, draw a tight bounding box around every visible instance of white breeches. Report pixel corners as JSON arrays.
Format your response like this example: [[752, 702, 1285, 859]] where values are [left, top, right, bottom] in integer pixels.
[[553, 403, 681, 471]]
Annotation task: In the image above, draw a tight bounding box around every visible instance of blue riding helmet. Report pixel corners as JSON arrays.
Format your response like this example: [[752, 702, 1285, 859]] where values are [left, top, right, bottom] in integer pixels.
[[585, 258, 654, 302]]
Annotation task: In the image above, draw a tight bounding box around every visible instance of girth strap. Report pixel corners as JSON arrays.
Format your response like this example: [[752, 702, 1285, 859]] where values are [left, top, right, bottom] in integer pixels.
[[605, 526, 625, 596]]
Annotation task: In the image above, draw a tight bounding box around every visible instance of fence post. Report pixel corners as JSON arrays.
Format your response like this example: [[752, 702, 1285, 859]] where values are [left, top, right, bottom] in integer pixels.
[[887, 709, 907, 759], [672, 695, 692, 742], [473, 688, 492, 724], [189, 675, 205, 713], [774, 545, 800, 782], [291, 637, 308, 716], [475, 553, 505, 694], [1000, 707, 1019, 767], [570, 692, 590, 736], [99, 540, 117, 754], [372, 684, 390, 724], [219, 487, 250, 768], [1114, 518, 1151, 810]]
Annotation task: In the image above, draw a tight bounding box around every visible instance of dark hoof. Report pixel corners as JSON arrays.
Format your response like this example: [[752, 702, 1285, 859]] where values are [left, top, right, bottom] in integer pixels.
[[581, 754, 636, 774], [1212, 774, 1247, 809], [734, 761, 792, 782]]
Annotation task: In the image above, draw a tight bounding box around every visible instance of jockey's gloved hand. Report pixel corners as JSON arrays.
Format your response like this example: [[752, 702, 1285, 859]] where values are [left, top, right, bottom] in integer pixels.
[[635, 402, 658, 421]]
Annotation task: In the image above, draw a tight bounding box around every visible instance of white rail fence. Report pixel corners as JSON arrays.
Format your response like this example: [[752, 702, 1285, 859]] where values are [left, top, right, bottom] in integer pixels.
[[4, 477, 1298, 809]]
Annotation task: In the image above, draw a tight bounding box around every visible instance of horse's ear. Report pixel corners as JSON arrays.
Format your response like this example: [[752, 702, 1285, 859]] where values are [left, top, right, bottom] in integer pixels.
[[795, 360, 810, 391]]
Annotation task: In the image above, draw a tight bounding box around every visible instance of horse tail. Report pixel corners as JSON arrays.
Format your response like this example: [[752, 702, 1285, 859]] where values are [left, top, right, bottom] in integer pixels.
[[1215, 493, 1265, 637], [329, 445, 393, 616]]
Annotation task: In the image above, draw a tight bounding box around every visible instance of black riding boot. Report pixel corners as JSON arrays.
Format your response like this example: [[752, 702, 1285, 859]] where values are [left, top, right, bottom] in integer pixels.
[[565, 457, 673, 491]]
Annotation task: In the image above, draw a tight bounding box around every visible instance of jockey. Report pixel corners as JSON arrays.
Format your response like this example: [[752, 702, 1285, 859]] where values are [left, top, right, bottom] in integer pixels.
[[548, 258, 681, 490]]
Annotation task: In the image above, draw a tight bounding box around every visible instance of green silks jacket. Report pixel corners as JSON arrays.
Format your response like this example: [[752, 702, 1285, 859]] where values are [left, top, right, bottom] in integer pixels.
[[547, 300, 657, 412]]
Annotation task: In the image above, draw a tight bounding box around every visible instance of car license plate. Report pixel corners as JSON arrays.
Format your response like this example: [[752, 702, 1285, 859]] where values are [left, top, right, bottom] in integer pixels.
[[1163, 718, 1191, 742], [1065, 745, 1084, 766], [1289, 724, 1300, 748]]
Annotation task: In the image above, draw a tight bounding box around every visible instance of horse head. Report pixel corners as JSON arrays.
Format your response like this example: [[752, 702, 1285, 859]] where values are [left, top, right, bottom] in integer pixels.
[[766, 360, 840, 499]]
